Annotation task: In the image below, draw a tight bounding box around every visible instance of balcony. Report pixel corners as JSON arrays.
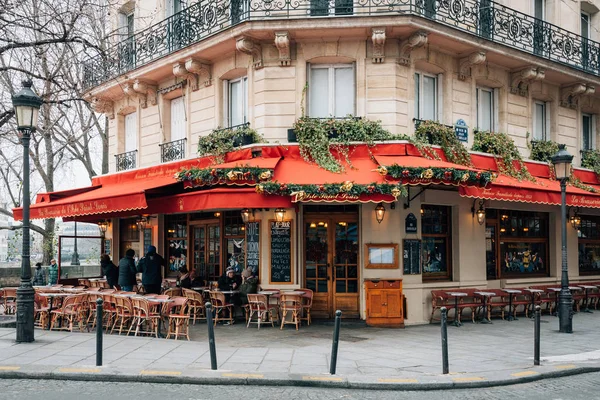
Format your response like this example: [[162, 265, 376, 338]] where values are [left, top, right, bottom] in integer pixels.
[[160, 138, 186, 163], [115, 150, 137, 171], [82, 0, 600, 90]]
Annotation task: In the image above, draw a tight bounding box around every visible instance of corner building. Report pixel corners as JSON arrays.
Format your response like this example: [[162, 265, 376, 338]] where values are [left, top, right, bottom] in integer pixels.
[[16, 0, 600, 325]]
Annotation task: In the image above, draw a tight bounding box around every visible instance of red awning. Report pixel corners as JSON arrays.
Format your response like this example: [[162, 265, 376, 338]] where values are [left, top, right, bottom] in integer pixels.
[[374, 155, 475, 171]]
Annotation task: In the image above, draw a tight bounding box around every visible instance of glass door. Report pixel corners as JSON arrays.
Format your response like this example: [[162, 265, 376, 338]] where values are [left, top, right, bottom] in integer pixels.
[[305, 220, 330, 318], [333, 220, 359, 318], [486, 224, 497, 280], [190, 222, 221, 284]]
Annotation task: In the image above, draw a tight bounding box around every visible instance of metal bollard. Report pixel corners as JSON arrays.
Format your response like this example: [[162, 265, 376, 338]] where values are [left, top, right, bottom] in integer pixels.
[[534, 305, 541, 366], [330, 310, 342, 375], [205, 302, 218, 370], [96, 298, 103, 367], [441, 307, 449, 374]]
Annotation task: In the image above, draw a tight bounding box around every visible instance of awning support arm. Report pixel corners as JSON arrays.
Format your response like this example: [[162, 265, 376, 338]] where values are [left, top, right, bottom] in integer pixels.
[[404, 187, 426, 209]]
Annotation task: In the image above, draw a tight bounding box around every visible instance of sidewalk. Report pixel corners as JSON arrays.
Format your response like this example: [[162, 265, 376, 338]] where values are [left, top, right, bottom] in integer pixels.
[[0, 311, 599, 390]]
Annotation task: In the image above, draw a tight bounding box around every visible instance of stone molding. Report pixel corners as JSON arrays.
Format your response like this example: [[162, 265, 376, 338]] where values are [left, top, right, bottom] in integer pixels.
[[89, 97, 114, 119], [371, 27, 386, 64], [560, 83, 596, 109], [274, 32, 291, 66], [510, 67, 545, 96], [398, 31, 428, 66], [458, 51, 486, 80], [236, 36, 263, 69]]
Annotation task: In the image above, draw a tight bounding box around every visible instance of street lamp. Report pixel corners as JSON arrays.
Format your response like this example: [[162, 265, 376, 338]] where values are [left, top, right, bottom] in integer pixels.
[[274, 208, 286, 222], [98, 220, 109, 237], [71, 221, 80, 266], [12, 80, 42, 343], [551, 144, 574, 334]]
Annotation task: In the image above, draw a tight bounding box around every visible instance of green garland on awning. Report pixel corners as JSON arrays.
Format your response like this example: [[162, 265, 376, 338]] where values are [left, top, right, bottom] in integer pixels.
[[379, 165, 494, 186], [175, 165, 273, 187], [256, 181, 407, 199]]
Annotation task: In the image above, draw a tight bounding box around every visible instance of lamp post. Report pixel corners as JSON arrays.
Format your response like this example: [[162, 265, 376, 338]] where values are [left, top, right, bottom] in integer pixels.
[[12, 80, 43, 343], [551, 144, 574, 334], [71, 221, 80, 266]]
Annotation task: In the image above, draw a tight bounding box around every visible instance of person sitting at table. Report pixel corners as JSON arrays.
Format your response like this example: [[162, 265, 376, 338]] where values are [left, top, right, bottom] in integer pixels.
[[118, 249, 137, 292], [32, 262, 46, 286], [239, 267, 258, 305], [190, 268, 205, 287], [178, 266, 192, 289], [100, 254, 119, 289], [218, 267, 242, 319], [137, 245, 166, 294]]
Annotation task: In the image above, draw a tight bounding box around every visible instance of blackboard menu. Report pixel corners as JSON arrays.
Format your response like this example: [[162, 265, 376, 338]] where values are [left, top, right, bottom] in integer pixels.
[[245, 221, 260, 275], [270, 220, 292, 283], [143, 229, 152, 254], [403, 239, 421, 275]]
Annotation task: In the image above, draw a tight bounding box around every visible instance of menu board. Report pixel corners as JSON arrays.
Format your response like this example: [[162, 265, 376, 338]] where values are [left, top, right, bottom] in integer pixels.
[[245, 221, 260, 275], [403, 239, 421, 275], [270, 220, 292, 283]]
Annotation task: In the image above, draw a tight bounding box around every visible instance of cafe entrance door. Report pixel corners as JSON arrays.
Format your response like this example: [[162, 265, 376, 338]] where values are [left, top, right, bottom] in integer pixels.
[[190, 221, 221, 283], [304, 214, 359, 318]]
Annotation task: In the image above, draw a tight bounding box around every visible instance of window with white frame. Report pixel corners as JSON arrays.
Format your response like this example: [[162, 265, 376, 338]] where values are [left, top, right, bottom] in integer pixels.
[[124, 112, 137, 152], [308, 64, 355, 118], [476, 87, 496, 132], [166, 0, 186, 17], [170, 97, 186, 141], [582, 113, 595, 151], [118, 10, 134, 39], [532, 101, 548, 141], [414, 72, 440, 121], [224, 76, 248, 127], [533, 0, 545, 20]]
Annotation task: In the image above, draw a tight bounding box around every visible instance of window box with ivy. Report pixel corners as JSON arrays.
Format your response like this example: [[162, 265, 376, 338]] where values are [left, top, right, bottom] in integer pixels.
[[581, 149, 600, 175], [471, 130, 533, 180], [197, 123, 263, 163], [529, 139, 560, 163]]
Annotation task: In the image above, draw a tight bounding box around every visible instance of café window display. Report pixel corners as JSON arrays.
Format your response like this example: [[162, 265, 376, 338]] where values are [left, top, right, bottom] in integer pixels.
[[421, 205, 452, 281], [166, 214, 187, 277], [487, 210, 549, 278], [578, 215, 600, 275], [224, 211, 245, 275]]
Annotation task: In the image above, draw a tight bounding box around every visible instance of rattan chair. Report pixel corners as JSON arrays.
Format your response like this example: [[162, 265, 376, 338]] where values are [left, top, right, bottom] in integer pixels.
[[182, 288, 205, 325], [209, 291, 234, 326], [128, 297, 161, 337], [247, 294, 277, 329], [49, 295, 87, 332], [111, 296, 134, 335], [280, 294, 302, 330], [297, 289, 314, 326], [165, 297, 190, 340]]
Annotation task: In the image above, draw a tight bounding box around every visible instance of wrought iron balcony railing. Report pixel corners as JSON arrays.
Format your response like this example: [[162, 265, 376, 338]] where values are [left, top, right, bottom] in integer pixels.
[[160, 138, 187, 163], [82, 0, 600, 90], [115, 150, 137, 171]]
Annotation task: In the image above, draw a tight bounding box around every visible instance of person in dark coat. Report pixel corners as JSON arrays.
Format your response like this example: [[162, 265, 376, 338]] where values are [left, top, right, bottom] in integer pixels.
[[32, 262, 46, 286], [137, 245, 165, 294], [178, 266, 192, 289], [100, 254, 119, 289], [118, 248, 137, 292]]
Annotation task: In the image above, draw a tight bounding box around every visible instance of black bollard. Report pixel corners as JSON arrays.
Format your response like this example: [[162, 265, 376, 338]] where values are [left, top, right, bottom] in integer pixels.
[[330, 310, 342, 375], [534, 305, 541, 366], [441, 307, 449, 374], [96, 298, 103, 367], [205, 302, 218, 370]]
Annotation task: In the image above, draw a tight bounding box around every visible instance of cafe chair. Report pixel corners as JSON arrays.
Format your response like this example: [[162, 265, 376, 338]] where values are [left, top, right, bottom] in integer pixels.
[[2, 288, 17, 315], [280, 294, 302, 331], [128, 297, 161, 337], [85, 292, 103, 330], [297, 289, 314, 326], [247, 294, 277, 329], [163, 288, 183, 297], [182, 288, 205, 324], [209, 291, 234, 326], [111, 296, 134, 335], [101, 294, 117, 330], [165, 297, 190, 340], [49, 295, 86, 332], [34, 293, 50, 329]]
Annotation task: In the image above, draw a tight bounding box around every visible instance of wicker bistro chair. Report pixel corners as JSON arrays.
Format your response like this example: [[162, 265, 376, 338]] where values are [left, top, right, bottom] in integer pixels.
[[2, 288, 17, 315], [101, 294, 117, 330], [429, 290, 455, 323], [163, 288, 183, 297], [165, 297, 190, 340], [297, 289, 314, 326], [128, 297, 161, 337], [85, 292, 104, 330], [247, 294, 277, 329], [182, 288, 205, 324], [209, 291, 234, 326], [280, 294, 303, 331], [34, 293, 50, 329], [49, 295, 87, 332], [111, 296, 134, 335]]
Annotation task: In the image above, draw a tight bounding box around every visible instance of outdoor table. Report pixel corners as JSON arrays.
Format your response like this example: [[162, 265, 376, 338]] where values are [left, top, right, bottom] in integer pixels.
[[38, 292, 70, 330], [445, 292, 467, 327], [546, 288, 562, 316], [577, 285, 597, 313], [523, 289, 545, 318], [501, 289, 522, 321], [282, 291, 305, 296], [474, 291, 495, 324], [192, 287, 208, 292]]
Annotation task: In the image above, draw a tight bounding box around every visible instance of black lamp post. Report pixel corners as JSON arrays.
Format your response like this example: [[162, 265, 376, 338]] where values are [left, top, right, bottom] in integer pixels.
[[71, 221, 80, 266], [12, 80, 43, 343], [551, 144, 574, 334]]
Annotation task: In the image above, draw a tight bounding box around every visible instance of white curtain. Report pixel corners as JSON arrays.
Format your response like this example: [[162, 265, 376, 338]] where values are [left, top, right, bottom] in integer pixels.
[[334, 67, 354, 117], [309, 67, 329, 118], [170, 97, 186, 141], [125, 112, 137, 152]]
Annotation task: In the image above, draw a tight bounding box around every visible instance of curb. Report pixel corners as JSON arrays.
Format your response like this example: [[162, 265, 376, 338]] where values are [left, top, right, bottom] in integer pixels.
[[0, 365, 599, 390]]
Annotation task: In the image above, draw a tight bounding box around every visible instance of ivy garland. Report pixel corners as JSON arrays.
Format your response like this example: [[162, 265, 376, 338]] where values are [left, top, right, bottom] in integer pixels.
[[381, 165, 494, 186], [256, 181, 407, 200], [528, 139, 560, 163], [581, 149, 600, 178], [414, 121, 472, 166], [471, 130, 534, 181], [175, 166, 273, 187], [197, 125, 263, 163]]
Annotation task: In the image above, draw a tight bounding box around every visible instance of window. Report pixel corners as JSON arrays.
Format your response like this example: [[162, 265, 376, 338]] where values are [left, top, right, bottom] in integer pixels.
[[224, 77, 248, 127], [170, 97, 186, 141], [582, 113, 595, 151], [487, 210, 549, 278], [414, 72, 439, 122], [579, 215, 600, 275], [124, 112, 137, 152], [166, 0, 186, 17], [582, 12, 591, 69], [166, 214, 188, 277], [310, 0, 353, 16], [533, 0, 545, 55], [476, 87, 496, 132], [118, 11, 134, 39], [421, 205, 452, 280], [231, 0, 248, 23], [224, 211, 245, 275], [308, 64, 355, 118], [532, 101, 548, 141], [533, 0, 545, 19]]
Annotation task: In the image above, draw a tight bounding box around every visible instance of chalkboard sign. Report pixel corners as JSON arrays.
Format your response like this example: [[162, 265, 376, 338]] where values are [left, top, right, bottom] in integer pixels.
[[403, 239, 421, 275], [143, 228, 152, 254], [405, 213, 417, 233], [245, 221, 260, 275], [269, 220, 292, 283]]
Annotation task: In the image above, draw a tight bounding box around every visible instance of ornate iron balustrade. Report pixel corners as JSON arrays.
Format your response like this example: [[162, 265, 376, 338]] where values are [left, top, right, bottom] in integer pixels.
[[115, 150, 137, 171], [82, 0, 600, 90], [160, 138, 187, 163]]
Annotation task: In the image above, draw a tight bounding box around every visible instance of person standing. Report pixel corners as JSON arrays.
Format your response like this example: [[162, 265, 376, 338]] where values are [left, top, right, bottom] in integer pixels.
[[100, 254, 119, 289], [118, 249, 137, 292], [137, 245, 165, 294], [48, 259, 58, 285], [32, 262, 46, 286]]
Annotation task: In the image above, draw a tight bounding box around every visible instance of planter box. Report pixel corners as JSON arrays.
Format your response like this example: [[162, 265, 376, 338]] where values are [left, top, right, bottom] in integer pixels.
[[233, 133, 255, 148], [287, 128, 297, 143]]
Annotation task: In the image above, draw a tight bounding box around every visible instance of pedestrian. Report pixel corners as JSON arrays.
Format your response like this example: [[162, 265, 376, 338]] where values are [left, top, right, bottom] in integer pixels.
[[100, 254, 119, 289], [48, 258, 58, 285], [118, 248, 137, 292], [137, 245, 165, 294], [32, 262, 46, 286]]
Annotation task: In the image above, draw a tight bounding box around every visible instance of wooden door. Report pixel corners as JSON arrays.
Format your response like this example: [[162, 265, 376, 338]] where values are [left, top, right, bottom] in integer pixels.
[[190, 221, 221, 283], [304, 214, 359, 318]]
